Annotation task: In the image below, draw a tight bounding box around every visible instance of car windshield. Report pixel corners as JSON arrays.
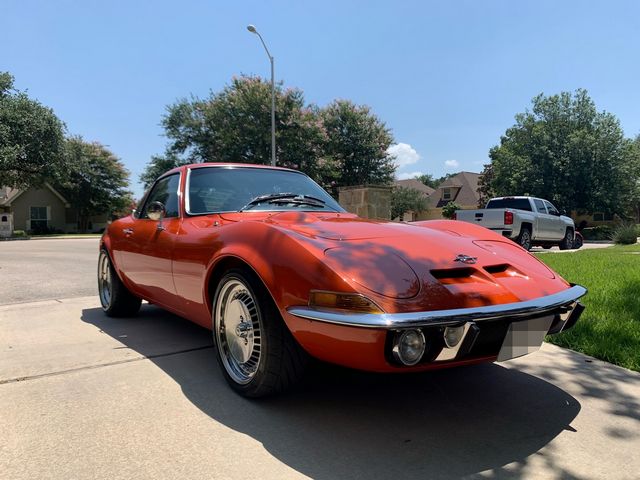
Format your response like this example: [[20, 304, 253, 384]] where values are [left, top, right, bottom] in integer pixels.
[[485, 198, 532, 211], [187, 166, 344, 214]]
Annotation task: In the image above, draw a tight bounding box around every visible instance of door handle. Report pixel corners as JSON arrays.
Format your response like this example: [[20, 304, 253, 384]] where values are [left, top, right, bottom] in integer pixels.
[[122, 228, 134, 236]]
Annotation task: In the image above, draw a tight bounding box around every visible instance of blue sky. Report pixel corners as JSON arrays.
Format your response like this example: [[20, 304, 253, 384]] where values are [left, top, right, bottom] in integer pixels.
[[3, 0, 640, 198]]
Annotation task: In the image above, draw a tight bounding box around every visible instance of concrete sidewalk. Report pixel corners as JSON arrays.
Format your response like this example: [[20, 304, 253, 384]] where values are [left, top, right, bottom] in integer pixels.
[[1, 297, 639, 479]]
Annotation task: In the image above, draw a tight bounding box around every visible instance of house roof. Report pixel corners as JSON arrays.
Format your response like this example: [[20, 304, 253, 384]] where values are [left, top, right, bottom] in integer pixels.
[[0, 183, 70, 208], [393, 178, 435, 196], [429, 171, 481, 208]]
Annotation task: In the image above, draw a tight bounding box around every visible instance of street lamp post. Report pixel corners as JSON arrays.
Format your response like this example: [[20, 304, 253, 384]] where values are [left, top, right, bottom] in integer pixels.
[[247, 24, 276, 166]]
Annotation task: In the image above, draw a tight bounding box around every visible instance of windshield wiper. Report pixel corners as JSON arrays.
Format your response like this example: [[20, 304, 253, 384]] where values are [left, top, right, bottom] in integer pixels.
[[239, 193, 328, 212]]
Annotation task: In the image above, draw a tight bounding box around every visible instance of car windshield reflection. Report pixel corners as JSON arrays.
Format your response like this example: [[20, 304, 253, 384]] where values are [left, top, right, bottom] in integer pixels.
[[186, 166, 344, 214]]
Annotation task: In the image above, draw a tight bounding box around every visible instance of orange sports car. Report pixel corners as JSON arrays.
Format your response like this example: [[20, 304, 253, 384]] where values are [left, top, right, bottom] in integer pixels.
[[98, 163, 586, 397]]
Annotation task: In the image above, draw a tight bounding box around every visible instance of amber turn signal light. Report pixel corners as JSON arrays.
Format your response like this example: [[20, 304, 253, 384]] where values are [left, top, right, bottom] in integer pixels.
[[308, 290, 383, 314]]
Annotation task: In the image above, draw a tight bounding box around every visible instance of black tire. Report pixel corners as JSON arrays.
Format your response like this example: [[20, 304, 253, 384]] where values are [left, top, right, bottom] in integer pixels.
[[212, 268, 308, 398], [98, 249, 142, 317], [516, 226, 532, 251], [559, 229, 574, 250], [573, 234, 583, 249]]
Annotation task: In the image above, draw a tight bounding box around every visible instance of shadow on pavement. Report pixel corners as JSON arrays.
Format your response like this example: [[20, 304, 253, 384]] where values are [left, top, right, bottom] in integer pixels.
[[81, 304, 581, 479]]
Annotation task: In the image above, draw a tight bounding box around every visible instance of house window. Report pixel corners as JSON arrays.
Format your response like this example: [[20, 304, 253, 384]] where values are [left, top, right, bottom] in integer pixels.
[[442, 188, 452, 201], [30, 206, 48, 231], [593, 212, 604, 221]]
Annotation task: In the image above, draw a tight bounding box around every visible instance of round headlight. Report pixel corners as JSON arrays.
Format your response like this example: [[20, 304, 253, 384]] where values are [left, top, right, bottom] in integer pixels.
[[393, 329, 426, 366], [444, 325, 465, 348]]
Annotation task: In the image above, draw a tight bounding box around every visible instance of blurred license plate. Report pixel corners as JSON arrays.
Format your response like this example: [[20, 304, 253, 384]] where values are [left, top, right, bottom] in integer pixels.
[[497, 316, 554, 362]]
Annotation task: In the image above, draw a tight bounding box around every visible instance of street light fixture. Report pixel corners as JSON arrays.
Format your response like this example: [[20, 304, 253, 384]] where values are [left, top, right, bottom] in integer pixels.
[[247, 24, 276, 166]]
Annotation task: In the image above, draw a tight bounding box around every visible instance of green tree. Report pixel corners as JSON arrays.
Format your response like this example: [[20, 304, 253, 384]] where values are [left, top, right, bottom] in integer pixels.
[[441, 201, 461, 219], [416, 173, 456, 189], [0, 72, 67, 188], [160, 76, 328, 182], [486, 89, 638, 215], [321, 100, 396, 190], [144, 76, 395, 193], [57, 137, 132, 232], [477, 163, 495, 207], [391, 186, 428, 220], [139, 152, 187, 190]]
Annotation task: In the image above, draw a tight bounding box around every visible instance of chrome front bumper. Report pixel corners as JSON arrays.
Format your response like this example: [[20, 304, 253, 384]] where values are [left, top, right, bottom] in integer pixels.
[[287, 285, 587, 329]]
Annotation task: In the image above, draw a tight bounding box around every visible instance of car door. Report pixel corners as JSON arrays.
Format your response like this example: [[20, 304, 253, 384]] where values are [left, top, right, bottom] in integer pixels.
[[533, 198, 552, 240], [118, 173, 184, 312], [543, 200, 565, 240]]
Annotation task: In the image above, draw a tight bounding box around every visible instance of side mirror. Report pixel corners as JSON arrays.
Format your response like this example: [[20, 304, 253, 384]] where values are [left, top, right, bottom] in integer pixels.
[[560, 209, 567, 216], [146, 201, 166, 229]]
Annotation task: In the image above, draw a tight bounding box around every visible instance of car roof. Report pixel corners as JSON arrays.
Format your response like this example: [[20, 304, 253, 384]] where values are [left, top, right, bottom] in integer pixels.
[[163, 162, 301, 177]]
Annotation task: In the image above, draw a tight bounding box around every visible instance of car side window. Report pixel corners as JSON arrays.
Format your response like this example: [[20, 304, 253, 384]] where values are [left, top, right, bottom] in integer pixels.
[[141, 174, 180, 219], [534, 199, 547, 213], [544, 201, 559, 216]]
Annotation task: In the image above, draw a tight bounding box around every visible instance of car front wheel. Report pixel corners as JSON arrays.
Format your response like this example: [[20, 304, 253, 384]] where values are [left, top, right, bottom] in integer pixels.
[[212, 268, 307, 397], [98, 249, 142, 317]]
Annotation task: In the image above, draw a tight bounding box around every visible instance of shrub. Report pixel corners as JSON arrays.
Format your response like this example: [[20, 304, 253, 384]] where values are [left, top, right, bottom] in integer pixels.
[[442, 202, 461, 219], [581, 225, 614, 241], [611, 224, 639, 245], [12, 230, 27, 237]]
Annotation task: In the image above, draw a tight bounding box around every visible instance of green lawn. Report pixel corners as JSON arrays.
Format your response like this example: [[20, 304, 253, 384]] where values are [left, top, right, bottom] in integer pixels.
[[535, 244, 640, 372]]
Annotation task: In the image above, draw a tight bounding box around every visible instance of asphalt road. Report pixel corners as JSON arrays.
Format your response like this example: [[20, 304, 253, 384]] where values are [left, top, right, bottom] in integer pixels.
[[1, 238, 637, 479], [0, 238, 100, 304]]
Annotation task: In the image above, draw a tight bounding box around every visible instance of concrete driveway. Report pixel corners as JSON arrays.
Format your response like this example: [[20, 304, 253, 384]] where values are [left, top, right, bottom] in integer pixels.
[[1, 239, 639, 479]]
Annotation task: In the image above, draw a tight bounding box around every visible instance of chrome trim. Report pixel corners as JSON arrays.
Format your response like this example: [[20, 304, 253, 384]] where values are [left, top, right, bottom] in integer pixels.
[[435, 323, 473, 361], [286, 285, 587, 329]]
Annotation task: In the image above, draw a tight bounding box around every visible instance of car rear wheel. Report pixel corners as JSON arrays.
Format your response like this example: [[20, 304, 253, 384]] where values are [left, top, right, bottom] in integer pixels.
[[559, 229, 574, 250], [98, 250, 142, 317], [516, 227, 532, 251], [212, 268, 307, 397]]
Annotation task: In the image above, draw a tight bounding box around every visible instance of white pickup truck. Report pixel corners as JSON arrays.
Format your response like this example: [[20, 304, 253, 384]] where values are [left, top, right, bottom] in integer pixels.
[[455, 196, 575, 251]]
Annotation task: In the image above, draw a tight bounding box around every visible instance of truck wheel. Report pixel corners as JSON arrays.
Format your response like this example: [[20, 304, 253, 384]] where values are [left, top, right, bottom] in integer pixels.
[[573, 234, 584, 249], [516, 227, 532, 251], [559, 229, 574, 250]]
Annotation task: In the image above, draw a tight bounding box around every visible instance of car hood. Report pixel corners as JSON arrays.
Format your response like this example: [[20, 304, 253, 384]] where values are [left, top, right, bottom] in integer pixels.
[[220, 211, 567, 310]]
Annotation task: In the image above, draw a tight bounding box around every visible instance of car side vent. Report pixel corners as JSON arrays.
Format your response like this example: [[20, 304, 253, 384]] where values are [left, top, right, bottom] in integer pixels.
[[483, 263, 527, 279], [431, 268, 475, 279], [484, 264, 509, 274]]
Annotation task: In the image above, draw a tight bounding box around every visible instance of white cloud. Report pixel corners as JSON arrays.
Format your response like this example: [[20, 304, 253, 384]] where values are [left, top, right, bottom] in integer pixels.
[[388, 143, 420, 168], [396, 171, 424, 180], [444, 159, 460, 170]]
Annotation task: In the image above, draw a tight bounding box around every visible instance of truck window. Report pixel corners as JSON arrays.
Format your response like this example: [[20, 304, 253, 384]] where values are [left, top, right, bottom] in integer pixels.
[[544, 201, 559, 216], [485, 198, 532, 211], [534, 199, 547, 213]]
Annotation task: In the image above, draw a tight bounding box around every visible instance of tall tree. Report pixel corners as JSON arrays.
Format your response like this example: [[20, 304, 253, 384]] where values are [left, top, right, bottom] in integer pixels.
[[57, 137, 132, 232], [139, 152, 187, 190], [321, 100, 396, 189], [0, 72, 67, 188], [486, 89, 638, 215], [415, 173, 456, 189], [390, 186, 428, 220], [160, 76, 328, 182], [476, 163, 495, 207], [144, 76, 395, 192]]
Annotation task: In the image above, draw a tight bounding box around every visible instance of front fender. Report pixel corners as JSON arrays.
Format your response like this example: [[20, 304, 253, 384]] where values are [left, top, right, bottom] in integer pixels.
[[202, 222, 355, 324]]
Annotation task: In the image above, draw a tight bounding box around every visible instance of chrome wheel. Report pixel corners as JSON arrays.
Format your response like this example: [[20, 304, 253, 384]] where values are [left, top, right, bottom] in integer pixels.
[[214, 278, 262, 385], [98, 252, 112, 308]]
